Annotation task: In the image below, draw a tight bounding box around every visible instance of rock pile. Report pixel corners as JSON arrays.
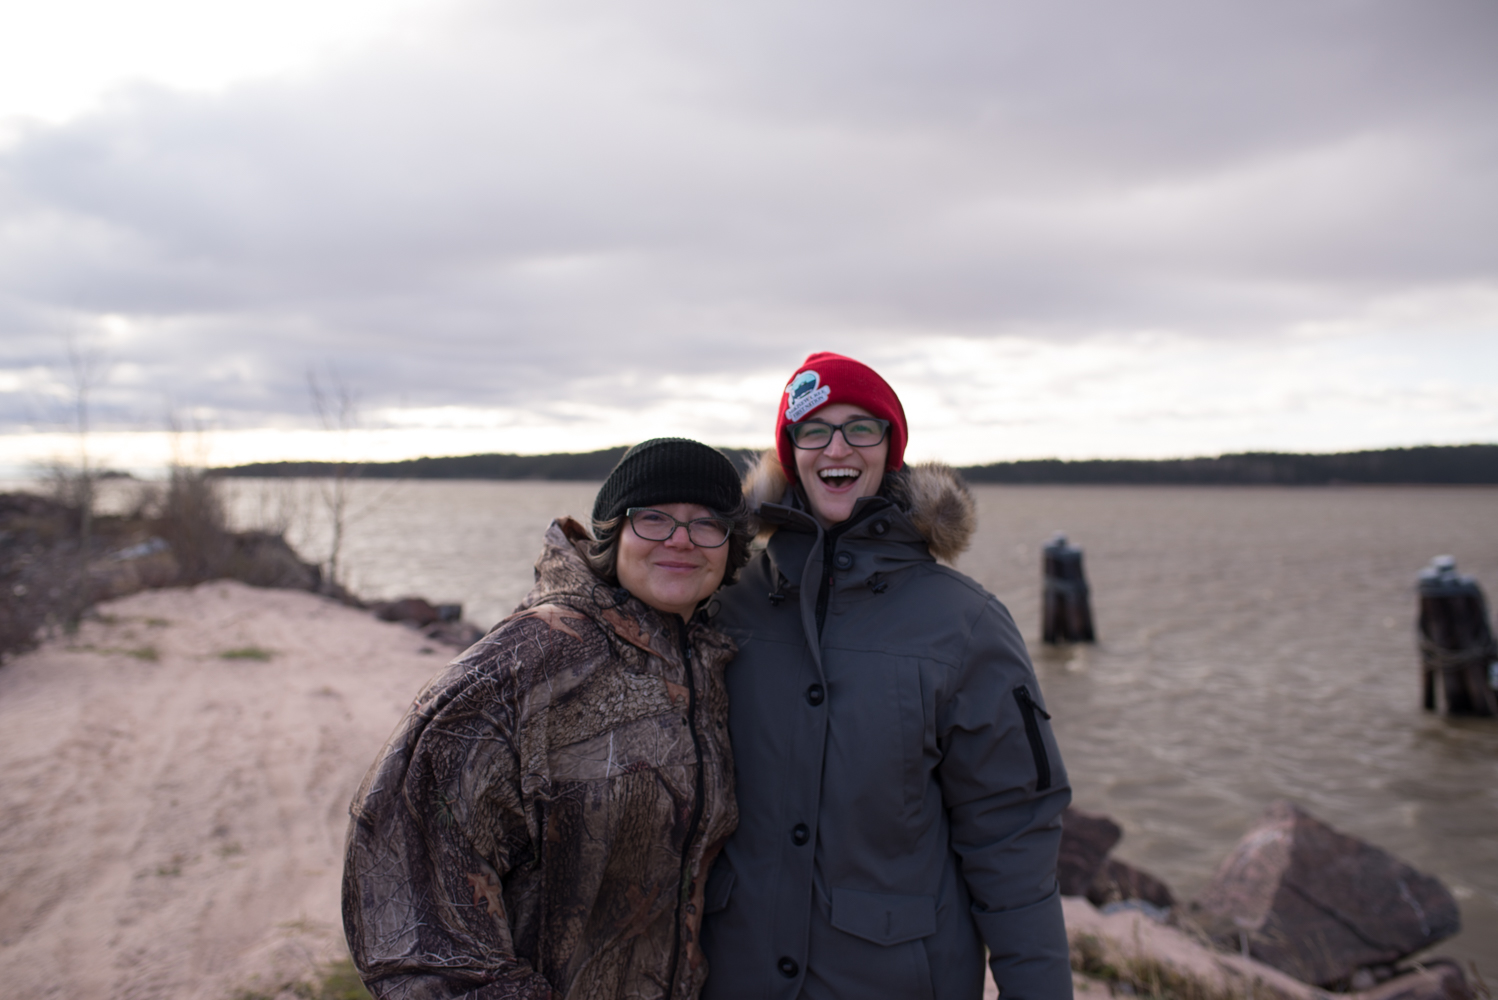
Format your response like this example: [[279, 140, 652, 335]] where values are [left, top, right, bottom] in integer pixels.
[[1059, 802, 1471, 999], [1058, 806, 1121, 895], [370, 596, 483, 649], [1058, 806, 1175, 912]]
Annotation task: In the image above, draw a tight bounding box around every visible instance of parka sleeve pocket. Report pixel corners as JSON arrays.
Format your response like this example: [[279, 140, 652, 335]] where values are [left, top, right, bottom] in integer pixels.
[[704, 862, 735, 914], [830, 887, 936, 946], [1012, 684, 1053, 791]]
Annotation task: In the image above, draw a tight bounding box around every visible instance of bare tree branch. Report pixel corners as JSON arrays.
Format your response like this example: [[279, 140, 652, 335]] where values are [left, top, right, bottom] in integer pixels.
[[307, 365, 360, 595]]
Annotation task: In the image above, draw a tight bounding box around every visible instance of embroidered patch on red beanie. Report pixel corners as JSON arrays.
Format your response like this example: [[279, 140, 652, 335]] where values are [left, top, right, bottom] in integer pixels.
[[774, 352, 908, 477]]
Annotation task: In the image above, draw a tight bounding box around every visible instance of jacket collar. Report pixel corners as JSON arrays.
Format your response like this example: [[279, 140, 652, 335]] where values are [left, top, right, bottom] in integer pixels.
[[515, 517, 728, 661], [741, 449, 976, 564]]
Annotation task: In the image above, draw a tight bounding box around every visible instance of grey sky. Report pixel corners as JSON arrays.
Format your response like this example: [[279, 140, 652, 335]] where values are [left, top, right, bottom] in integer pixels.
[[1, 0, 1494, 466]]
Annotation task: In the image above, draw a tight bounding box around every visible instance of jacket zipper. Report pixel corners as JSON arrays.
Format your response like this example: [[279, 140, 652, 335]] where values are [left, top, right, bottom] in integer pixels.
[[812, 505, 879, 636], [815, 531, 835, 637], [1013, 686, 1053, 791], [665, 616, 706, 997]]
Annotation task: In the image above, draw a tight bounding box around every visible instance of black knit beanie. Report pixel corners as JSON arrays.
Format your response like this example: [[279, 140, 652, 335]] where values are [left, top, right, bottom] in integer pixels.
[[592, 438, 743, 537]]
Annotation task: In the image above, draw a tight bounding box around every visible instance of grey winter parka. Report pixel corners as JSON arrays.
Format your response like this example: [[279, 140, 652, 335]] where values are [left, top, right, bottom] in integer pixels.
[[699, 459, 1073, 1000]]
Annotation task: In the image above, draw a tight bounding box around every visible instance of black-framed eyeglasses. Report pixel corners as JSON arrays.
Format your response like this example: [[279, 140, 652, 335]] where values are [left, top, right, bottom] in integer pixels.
[[626, 508, 733, 548], [785, 416, 891, 450]]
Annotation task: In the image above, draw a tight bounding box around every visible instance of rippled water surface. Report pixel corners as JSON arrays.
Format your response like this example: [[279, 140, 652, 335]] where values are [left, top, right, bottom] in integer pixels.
[[218, 479, 1498, 975]]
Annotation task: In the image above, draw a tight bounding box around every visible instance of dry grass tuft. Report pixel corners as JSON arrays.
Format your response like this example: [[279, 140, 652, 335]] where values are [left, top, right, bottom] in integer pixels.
[[1071, 933, 1251, 1000], [220, 646, 276, 662], [231, 957, 372, 1000], [1470, 961, 1492, 1000]]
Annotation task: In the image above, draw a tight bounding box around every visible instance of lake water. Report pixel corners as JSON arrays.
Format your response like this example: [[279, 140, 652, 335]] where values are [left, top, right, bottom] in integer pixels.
[[209, 479, 1496, 976]]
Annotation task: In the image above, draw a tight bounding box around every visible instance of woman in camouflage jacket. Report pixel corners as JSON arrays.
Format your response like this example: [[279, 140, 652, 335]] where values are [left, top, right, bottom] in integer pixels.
[[344, 439, 751, 1000]]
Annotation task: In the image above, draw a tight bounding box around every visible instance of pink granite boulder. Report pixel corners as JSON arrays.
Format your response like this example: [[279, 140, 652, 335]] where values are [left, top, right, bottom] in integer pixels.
[[1190, 800, 1460, 988]]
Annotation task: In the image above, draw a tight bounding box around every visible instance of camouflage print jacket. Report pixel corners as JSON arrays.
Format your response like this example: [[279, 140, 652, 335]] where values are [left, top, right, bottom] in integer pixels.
[[343, 517, 738, 1000]]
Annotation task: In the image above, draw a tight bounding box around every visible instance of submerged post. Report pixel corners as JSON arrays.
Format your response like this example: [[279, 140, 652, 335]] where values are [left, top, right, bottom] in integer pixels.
[[1043, 532, 1095, 644], [1417, 555, 1497, 716]]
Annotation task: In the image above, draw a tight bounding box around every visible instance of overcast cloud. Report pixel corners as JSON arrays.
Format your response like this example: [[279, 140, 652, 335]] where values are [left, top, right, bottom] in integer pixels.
[[1, 0, 1495, 468]]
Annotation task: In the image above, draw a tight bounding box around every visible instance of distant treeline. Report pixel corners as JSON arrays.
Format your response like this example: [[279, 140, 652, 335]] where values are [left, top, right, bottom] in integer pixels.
[[215, 448, 762, 481], [213, 444, 1498, 485], [959, 445, 1498, 485]]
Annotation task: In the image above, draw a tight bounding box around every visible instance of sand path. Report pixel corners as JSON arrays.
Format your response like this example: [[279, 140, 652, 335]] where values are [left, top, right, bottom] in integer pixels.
[[0, 580, 1019, 1000], [0, 581, 444, 1000]]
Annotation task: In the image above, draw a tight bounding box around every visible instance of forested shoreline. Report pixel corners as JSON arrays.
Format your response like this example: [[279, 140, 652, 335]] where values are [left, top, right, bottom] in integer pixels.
[[960, 444, 1498, 484], [212, 444, 1498, 485]]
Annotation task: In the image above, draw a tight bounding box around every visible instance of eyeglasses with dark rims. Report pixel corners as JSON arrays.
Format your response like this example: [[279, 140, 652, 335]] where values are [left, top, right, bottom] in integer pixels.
[[785, 416, 891, 450], [625, 508, 733, 547]]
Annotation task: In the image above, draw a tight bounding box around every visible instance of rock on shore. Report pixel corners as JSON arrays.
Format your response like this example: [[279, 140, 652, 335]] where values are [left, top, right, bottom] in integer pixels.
[[1064, 896, 1470, 1000], [1055, 803, 1469, 999], [1191, 799, 1462, 988]]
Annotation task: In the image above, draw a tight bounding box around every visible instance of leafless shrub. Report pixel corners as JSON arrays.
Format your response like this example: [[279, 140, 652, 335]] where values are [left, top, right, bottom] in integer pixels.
[[307, 367, 359, 593], [155, 465, 231, 583], [125, 480, 164, 521], [0, 493, 83, 660]]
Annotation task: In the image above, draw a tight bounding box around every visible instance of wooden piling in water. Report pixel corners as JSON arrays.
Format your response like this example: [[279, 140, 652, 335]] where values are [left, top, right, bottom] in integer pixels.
[[1417, 556, 1498, 717], [1043, 532, 1095, 644]]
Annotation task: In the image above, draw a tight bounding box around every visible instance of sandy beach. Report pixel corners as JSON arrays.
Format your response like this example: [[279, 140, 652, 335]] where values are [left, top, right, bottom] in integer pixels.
[[1, 569, 1474, 1000], [0, 580, 443, 1000], [0, 576, 1029, 1000]]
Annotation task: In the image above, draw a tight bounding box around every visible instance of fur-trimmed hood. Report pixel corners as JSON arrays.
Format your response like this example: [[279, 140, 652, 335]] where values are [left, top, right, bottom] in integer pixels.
[[740, 449, 976, 563]]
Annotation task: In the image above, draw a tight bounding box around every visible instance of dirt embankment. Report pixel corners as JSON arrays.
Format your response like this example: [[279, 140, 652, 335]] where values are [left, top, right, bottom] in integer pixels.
[[0, 580, 443, 1000]]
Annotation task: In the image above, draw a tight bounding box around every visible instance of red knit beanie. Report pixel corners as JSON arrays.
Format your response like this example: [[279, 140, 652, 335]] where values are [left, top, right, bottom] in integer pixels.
[[775, 352, 908, 478]]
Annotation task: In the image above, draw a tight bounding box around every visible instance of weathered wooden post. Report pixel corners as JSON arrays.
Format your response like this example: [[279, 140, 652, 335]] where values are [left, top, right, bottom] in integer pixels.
[[1417, 555, 1497, 716], [1043, 532, 1095, 644]]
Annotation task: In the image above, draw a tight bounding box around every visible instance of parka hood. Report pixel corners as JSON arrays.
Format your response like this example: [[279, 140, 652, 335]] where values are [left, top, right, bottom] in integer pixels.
[[514, 516, 614, 612], [741, 449, 976, 563]]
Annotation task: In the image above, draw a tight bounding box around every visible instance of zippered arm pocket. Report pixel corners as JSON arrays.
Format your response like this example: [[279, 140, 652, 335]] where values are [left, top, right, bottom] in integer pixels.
[[1013, 685, 1053, 791]]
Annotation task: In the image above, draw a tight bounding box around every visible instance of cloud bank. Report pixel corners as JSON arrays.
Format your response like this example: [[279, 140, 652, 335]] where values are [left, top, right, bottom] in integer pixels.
[[1, 0, 1494, 467]]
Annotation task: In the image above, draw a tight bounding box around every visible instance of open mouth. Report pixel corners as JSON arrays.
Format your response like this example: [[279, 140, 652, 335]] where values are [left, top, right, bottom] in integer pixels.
[[816, 467, 862, 489]]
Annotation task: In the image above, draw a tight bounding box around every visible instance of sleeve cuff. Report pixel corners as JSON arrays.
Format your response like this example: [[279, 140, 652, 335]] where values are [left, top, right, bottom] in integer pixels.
[[972, 887, 1073, 1000]]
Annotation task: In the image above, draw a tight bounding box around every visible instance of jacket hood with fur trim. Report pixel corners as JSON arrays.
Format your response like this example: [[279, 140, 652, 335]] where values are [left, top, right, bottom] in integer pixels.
[[740, 449, 976, 564]]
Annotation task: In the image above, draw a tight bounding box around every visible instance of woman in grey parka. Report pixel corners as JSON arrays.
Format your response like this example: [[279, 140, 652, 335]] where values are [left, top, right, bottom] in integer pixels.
[[700, 353, 1073, 1000]]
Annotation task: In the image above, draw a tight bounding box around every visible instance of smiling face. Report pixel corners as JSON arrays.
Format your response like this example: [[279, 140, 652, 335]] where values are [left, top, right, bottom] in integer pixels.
[[791, 402, 890, 528], [614, 502, 732, 619]]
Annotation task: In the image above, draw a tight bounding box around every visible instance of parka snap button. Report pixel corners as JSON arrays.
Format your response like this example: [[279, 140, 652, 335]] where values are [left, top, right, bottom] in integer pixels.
[[872, 519, 889, 536], [791, 823, 810, 846], [778, 957, 799, 978], [806, 684, 825, 706], [834, 552, 853, 570]]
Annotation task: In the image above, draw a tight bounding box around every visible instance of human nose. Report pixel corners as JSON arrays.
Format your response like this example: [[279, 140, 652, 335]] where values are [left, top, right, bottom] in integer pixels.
[[822, 427, 854, 457], [663, 523, 695, 547]]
